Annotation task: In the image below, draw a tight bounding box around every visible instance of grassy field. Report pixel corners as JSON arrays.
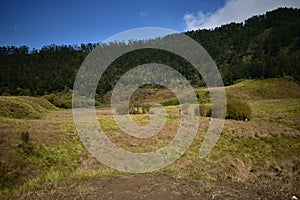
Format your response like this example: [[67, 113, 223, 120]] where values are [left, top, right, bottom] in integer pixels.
[[0, 78, 299, 199]]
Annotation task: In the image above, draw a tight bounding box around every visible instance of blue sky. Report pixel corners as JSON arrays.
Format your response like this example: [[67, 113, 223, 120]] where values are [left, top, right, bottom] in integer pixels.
[[0, 0, 299, 49]]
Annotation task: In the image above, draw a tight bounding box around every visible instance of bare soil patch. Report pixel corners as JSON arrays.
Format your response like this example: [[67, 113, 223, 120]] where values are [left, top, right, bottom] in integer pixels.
[[11, 174, 288, 200]]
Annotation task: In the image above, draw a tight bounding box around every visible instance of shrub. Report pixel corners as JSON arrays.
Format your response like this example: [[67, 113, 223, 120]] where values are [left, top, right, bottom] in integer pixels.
[[19, 131, 34, 154], [129, 103, 139, 114], [181, 104, 200, 116], [197, 90, 211, 104], [161, 98, 179, 106], [116, 103, 129, 115], [141, 104, 150, 114], [44, 93, 72, 109], [44, 92, 100, 109], [199, 104, 211, 117], [115, 103, 159, 115], [226, 98, 252, 120], [200, 98, 251, 120], [21, 131, 30, 143]]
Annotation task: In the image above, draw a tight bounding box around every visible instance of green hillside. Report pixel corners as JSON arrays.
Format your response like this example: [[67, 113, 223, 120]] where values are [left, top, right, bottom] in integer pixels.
[[0, 96, 56, 119], [225, 78, 300, 128], [226, 78, 300, 100]]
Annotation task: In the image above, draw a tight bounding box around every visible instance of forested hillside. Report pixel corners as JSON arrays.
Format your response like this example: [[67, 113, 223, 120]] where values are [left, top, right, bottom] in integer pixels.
[[0, 8, 299, 97]]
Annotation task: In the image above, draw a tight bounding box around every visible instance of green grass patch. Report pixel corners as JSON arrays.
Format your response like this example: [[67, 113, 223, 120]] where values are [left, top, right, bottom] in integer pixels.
[[250, 98, 300, 129], [0, 96, 54, 119], [19, 96, 57, 110], [226, 78, 300, 100], [0, 117, 27, 129], [195, 88, 211, 104], [206, 132, 300, 163], [98, 118, 119, 131], [0, 131, 85, 197], [160, 97, 179, 106]]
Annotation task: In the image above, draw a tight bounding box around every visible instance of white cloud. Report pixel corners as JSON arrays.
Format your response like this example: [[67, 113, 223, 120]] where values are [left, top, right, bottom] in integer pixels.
[[183, 0, 300, 31]]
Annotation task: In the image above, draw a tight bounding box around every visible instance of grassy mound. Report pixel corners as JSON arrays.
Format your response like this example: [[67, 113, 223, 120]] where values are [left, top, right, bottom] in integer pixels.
[[0, 96, 56, 119], [250, 98, 300, 129], [226, 78, 300, 100], [19, 96, 57, 110]]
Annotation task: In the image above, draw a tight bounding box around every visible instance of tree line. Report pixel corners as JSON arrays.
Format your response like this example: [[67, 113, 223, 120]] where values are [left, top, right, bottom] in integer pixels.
[[0, 7, 299, 99]]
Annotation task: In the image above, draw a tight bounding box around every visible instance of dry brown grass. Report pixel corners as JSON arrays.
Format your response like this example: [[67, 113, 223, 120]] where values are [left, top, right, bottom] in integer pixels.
[[1, 106, 299, 199], [1, 78, 300, 199], [224, 120, 300, 138]]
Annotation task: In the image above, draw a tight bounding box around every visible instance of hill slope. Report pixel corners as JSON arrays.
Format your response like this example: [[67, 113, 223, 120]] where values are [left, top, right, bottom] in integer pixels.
[[0, 78, 299, 199], [0, 96, 57, 119]]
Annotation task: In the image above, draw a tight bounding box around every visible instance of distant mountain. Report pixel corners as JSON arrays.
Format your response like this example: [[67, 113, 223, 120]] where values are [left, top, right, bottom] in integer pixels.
[[0, 7, 299, 96]]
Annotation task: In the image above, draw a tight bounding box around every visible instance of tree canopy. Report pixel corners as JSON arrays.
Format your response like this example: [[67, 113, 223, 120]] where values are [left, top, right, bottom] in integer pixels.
[[0, 8, 299, 98]]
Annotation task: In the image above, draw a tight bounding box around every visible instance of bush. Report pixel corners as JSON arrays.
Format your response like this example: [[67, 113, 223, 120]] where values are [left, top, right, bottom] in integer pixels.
[[199, 98, 251, 120], [116, 103, 153, 115], [21, 131, 30, 143], [141, 104, 150, 114], [44, 93, 72, 109], [199, 104, 211, 117], [129, 103, 141, 114], [116, 103, 130, 115], [181, 104, 200, 116], [161, 98, 179, 106], [226, 98, 251, 120], [44, 92, 100, 109]]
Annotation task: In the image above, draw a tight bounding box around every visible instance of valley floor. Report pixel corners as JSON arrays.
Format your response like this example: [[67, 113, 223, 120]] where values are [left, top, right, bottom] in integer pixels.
[[1, 78, 300, 199], [1, 107, 299, 199]]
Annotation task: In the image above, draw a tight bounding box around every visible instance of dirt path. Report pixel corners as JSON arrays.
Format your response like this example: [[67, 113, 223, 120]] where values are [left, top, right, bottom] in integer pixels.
[[12, 174, 288, 200]]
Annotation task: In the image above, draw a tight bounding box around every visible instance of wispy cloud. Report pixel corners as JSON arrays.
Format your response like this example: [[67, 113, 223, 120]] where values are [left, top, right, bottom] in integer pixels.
[[139, 11, 149, 19], [13, 24, 18, 31], [183, 0, 300, 31]]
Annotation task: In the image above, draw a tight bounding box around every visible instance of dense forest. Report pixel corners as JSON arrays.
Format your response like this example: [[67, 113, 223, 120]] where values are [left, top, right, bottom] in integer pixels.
[[0, 8, 299, 99]]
